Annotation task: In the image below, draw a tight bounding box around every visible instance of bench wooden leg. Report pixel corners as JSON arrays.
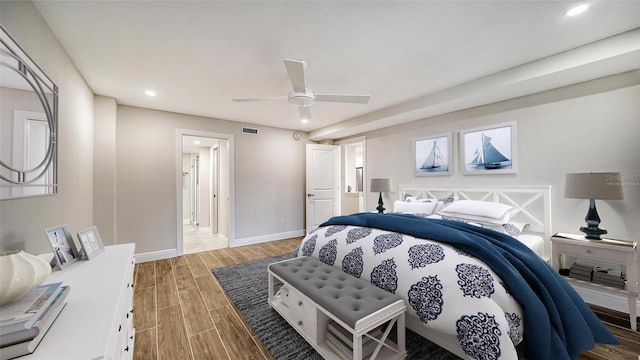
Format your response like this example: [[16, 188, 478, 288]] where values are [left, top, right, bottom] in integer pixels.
[[353, 333, 363, 360]]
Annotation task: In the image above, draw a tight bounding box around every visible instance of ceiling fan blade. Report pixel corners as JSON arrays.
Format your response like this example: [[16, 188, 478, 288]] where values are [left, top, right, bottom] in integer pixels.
[[283, 59, 307, 93], [232, 96, 287, 102], [315, 94, 371, 104], [298, 106, 312, 121]]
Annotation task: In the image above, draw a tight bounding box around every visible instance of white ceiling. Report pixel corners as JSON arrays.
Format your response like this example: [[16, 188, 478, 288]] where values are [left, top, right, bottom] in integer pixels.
[[32, 1, 640, 140]]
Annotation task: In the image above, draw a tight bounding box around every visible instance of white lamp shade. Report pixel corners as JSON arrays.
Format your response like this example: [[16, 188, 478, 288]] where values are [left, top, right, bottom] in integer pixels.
[[370, 178, 392, 193], [564, 172, 624, 200]]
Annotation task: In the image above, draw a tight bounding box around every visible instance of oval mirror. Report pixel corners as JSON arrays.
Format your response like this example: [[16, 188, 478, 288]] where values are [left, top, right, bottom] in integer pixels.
[[0, 25, 58, 200]]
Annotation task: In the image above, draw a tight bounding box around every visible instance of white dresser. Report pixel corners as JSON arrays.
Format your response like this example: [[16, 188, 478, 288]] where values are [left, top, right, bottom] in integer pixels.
[[21, 244, 136, 359]]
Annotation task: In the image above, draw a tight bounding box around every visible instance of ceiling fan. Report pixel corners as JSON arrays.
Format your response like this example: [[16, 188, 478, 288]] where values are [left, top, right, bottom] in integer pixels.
[[232, 59, 371, 121]]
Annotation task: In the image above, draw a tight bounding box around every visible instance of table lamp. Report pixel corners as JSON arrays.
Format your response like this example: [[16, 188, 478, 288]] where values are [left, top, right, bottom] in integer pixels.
[[370, 178, 392, 213], [564, 172, 624, 239]]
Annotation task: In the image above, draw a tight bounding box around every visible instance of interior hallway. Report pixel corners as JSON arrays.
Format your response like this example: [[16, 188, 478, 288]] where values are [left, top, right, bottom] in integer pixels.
[[183, 224, 227, 254]]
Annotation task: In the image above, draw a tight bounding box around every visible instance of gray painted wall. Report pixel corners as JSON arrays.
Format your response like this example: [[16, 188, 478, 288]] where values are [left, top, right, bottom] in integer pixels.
[[93, 95, 117, 245], [114, 105, 307, 254]]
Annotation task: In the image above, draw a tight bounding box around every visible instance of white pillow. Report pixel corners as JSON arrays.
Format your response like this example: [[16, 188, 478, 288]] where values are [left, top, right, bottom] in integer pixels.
[[406, 195, 457, 214], [393, 200, 437, 215], [438, 200, 513, 224]]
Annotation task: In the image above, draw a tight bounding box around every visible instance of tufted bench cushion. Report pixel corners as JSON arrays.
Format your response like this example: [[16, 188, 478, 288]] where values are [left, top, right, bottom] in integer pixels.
[[269, 256, 403, 329]]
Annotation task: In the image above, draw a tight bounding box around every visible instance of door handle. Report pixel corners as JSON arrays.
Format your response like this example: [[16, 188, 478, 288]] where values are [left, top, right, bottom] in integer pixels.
[[307, 193, 315, 198]]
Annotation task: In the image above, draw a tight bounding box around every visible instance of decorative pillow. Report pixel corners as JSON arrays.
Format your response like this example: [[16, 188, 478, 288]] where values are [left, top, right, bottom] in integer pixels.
[[438, 200, 513, 225], [483, 222, 529, 237], [393, 200, 437, 215], [503, 222, 529, 237]]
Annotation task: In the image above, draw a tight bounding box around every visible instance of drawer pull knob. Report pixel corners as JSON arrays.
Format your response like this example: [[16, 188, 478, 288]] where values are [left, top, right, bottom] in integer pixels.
[[298, 320, 303, 326], [586, 250, 591, 254], [298, 301, 303, 306]]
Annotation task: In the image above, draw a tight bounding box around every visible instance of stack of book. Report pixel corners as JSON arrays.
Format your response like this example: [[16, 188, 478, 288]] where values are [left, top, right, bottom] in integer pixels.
[[592, 268, 626, 289], [0, 282, 69, 360], [325, 320, 383, 360], [569, 262, 593, 282]]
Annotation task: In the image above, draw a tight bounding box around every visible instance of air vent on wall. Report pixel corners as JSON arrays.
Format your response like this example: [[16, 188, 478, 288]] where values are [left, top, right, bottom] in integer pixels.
[[242, 127, 258, 135]]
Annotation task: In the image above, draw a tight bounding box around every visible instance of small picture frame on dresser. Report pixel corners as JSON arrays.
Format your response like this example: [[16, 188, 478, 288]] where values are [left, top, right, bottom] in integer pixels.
[[77, 226, 105, 260], [45, 224, 80, 270]]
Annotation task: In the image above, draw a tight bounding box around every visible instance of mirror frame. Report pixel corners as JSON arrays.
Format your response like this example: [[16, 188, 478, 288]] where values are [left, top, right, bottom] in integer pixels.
[[0, 24, 58, 199]]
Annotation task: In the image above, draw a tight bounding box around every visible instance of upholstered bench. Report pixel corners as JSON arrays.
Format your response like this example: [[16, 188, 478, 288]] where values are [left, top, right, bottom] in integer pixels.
[[268, 256, 406, 360]]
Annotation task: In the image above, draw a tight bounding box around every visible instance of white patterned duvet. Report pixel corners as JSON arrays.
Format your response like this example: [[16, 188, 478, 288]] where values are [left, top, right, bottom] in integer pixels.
[[295, 224, 525, 360]]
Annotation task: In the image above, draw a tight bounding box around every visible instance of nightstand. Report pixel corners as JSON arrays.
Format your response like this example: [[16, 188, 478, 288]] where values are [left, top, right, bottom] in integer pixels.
[[551, 233, 638, 330]]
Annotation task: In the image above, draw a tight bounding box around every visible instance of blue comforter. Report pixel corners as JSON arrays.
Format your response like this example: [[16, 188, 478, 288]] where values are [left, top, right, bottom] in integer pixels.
[[321, 213, 618, 360]]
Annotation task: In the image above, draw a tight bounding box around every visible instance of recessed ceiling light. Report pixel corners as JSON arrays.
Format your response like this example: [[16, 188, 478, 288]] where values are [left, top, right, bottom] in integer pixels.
[[566, 4, 589, 17], [301, 119, 309, 124], [144, 90, 157, 97], [194, 140, 200, 145]]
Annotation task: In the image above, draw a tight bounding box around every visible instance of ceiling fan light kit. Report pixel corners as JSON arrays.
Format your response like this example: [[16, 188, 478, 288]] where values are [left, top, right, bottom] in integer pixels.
[[288, 90, 315, 107], [233, 59, 371, 122]]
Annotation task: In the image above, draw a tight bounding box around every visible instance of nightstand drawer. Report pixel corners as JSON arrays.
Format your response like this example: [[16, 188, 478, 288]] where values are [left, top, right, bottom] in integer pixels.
[[553, 242, 628, 263]]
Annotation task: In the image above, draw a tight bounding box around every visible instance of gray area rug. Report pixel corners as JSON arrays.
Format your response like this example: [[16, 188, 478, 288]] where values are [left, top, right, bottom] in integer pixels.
[[212, 253, 459, 360]]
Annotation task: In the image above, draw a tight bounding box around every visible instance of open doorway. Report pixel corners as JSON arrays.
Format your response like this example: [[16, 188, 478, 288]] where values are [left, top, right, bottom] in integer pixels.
[[177, 130, 234, 254], [338, 137, 366, 215]]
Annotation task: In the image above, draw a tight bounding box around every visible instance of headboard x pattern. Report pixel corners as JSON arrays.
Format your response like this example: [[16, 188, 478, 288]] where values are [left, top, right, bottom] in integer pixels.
[[398, 185, 553, 259]]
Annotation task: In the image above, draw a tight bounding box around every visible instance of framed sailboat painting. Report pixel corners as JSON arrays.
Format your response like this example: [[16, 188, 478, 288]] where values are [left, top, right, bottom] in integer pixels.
[[413, 133, 452, 176], [461, 121, 517, 175]]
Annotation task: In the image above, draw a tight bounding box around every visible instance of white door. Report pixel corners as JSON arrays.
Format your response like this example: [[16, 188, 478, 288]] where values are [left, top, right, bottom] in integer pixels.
[[306, 144, 340, 234], [210, 147, 218, 234], [12, 111, 49, 197]]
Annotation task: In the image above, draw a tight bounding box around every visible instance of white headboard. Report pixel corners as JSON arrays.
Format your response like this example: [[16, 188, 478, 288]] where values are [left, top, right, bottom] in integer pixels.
[[397, 185, 553, 259]]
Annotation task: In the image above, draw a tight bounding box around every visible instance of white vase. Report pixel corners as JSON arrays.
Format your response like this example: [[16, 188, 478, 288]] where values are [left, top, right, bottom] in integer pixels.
[[0, 250, 52, 306]]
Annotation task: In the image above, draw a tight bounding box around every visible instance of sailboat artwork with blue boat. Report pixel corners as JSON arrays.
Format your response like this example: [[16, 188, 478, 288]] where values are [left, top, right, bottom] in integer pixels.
[[469, 133, 511, 169], [463, 123, 514, 173]]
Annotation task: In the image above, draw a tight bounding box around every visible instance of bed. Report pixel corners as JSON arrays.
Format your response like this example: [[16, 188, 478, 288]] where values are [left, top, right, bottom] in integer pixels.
[[294, 185, 617, 360]]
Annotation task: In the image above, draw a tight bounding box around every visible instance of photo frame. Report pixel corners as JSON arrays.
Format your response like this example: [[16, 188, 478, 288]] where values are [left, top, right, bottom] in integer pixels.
[[461, 121, 517, 175], [413, 133, 452, 176], [77, 226, 105, 260], [45, 225, 80, 270]]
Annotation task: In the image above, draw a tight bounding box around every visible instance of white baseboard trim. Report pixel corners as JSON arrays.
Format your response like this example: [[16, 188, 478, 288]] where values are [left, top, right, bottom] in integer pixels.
[[571, 282, 639, 315], [135, 248, 178, 263], [232, 230, 305, 247]]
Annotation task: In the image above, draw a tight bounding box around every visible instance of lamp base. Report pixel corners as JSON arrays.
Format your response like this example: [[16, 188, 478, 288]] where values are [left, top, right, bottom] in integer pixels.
[[376, 192, 385, 213], [580, 225, 607, 240]]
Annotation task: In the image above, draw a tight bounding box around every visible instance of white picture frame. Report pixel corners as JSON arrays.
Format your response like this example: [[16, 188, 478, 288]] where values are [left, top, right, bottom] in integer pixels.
[[413, 133, 452, 176], [77, 226, 105, 260], [461, 121, 517, 175], [45, 224, 80, 270]]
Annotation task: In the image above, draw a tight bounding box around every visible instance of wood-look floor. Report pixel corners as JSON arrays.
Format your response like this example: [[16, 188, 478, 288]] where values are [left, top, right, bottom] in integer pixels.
[[132, 238, 640, 360]]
